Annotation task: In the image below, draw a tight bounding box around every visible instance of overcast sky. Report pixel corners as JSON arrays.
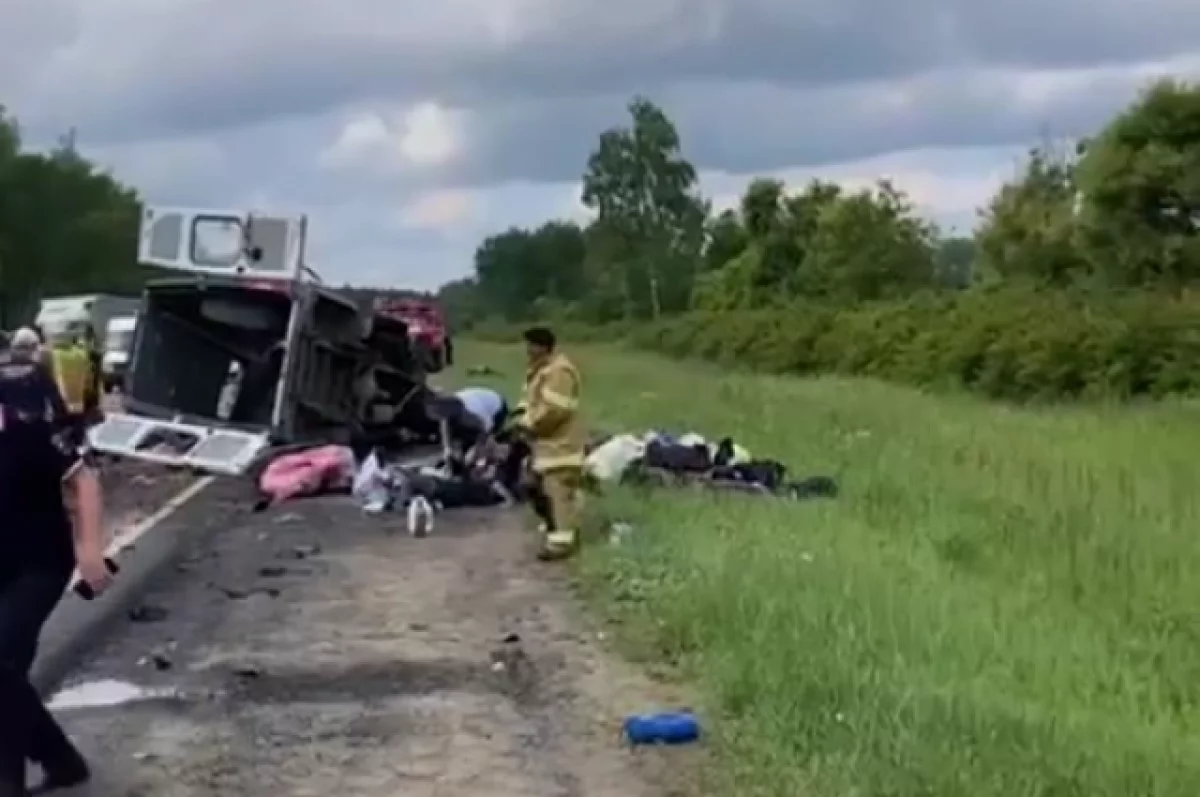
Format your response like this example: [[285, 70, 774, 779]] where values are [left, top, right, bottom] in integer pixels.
[[3, 0, 1199, 289]]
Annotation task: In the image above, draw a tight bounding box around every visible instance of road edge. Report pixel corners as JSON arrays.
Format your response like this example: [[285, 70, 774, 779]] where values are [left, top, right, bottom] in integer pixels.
[[32, 475, 219, 695]]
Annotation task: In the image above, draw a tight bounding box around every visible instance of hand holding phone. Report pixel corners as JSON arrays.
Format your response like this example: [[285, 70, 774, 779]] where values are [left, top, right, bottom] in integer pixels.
[[74, 557, 119, 600]]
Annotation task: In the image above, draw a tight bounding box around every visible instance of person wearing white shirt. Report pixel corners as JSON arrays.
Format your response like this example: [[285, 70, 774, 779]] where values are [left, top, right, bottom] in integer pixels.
[[454, 387, 508, 434]]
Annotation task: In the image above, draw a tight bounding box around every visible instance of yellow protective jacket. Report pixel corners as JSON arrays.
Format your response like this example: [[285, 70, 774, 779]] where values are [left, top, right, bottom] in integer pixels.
[[49, 344, 92, 414], [520, 352, 585, 473]]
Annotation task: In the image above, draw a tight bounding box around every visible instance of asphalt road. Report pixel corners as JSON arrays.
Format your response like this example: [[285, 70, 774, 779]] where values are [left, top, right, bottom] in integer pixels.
[[42, 488, 701, 796]]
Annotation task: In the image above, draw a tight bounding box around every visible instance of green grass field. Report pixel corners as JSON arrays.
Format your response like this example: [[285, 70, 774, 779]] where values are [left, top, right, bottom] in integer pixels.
[[450, 340, 1200, 797]]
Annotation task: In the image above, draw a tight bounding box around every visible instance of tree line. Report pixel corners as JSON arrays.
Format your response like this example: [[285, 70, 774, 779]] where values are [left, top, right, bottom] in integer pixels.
[[0, 107, 440, 331], [443, 81, 1200, 401], [0, 110, 154, 328]]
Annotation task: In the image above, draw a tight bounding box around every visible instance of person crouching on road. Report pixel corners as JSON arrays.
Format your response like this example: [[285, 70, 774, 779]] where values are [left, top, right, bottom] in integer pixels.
[[424, 386, 508, 469], [0, 398, 112, 794], [454, 386, 508, 446], [515, 326, 585, 561]]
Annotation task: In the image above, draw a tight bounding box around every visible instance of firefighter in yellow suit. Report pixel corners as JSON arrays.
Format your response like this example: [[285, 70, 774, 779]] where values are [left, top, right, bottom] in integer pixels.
[[515, 326, 585, 561]]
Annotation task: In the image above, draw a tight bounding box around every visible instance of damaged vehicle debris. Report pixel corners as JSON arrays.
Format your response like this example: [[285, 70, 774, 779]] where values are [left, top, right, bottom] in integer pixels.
[[88, 207, 435, 475]]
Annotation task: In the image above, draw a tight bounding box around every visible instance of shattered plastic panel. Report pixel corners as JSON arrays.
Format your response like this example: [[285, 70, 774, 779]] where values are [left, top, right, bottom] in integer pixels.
[[88, 413, 269, 475]]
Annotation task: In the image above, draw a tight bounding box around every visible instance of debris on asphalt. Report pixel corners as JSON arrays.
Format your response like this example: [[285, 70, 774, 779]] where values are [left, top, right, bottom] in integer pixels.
[[127, 605, 169, 623], [283, 543, 322, 560], [623, 710, 702, 746], [215, 585, 281, 600]]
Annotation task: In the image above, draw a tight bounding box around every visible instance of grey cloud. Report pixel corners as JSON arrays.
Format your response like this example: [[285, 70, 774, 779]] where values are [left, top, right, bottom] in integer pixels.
[[85, 114, 358, 207], [7, 0, 1200, 144], [439, 61, 1199, 185], [95, 55, 1190, 218]]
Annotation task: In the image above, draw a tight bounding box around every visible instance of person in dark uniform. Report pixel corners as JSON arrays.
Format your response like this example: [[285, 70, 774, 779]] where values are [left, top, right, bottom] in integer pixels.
[[0, 330, 68, 429], [0, 396, 112, 795]]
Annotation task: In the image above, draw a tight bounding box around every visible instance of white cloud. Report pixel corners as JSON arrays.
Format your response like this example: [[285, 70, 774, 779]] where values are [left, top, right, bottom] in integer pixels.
[[394, 102, 468, 167], [705, 146, 1015, 234], [319, 101, 468, 174], [394, 188, 477, 231]]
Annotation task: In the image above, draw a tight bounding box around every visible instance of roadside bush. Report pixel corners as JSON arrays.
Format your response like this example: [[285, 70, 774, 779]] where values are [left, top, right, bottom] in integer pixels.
[[629, 287, 1200, 402]]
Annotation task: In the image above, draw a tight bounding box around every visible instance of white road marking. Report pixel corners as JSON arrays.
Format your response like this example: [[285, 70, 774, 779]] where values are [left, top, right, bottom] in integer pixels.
[[48, 679, 180, 710], [67, 475, 216, 592]]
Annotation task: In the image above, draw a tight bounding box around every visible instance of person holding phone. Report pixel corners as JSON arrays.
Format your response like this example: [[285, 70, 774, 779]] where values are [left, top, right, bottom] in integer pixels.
[[0, 398, 111, 795]]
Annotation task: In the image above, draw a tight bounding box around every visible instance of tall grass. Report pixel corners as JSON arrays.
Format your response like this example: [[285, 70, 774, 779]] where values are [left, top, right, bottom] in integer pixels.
[[451, 341, 1200, 797]]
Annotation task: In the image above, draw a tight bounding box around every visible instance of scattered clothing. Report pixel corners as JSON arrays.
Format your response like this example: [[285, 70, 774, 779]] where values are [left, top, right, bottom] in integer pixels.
[[258, 445, 355, 505], [711, 460, 788, 491], [711, 437, 751, 468], [353, 451, 399, 513], [585, 427, 836, 501], [644, 440, 711, 473], [585, 434, 646, 483]]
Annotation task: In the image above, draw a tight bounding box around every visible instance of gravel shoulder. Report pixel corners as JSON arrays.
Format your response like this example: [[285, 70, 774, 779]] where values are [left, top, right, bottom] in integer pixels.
[[51, 492, 700, 796]]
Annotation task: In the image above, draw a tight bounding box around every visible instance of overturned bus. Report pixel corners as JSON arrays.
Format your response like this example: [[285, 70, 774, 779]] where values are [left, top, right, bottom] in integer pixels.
[[87, 207, 435, 475]]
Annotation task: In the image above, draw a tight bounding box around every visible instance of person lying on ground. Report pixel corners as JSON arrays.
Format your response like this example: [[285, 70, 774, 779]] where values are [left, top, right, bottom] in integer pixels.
[[392, 459, 512, 511]]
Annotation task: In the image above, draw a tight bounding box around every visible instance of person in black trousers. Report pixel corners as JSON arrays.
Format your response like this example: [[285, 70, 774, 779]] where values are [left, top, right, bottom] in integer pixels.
[[0, 401, 112, 795]]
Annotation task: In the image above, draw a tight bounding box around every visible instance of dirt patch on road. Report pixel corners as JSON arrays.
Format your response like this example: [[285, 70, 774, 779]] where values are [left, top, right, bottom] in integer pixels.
[[56, 495, 708, 796]]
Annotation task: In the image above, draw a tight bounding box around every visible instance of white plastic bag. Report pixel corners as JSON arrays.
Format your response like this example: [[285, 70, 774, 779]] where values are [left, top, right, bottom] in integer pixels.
[[353, 451, 393, 513]]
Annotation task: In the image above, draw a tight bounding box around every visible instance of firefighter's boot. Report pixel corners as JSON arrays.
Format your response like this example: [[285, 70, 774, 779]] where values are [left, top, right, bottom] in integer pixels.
[[537, 529, 578, 561]]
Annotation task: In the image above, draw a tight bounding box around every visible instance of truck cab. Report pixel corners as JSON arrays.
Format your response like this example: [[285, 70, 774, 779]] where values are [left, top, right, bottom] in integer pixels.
[[36, 296, 93, 343], [374, 297, 452, 372]]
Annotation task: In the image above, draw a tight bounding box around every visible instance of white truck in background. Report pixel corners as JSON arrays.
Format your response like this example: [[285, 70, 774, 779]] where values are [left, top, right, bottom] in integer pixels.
[[101, 313, 139, 391], [35, 294, 141, 349]]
